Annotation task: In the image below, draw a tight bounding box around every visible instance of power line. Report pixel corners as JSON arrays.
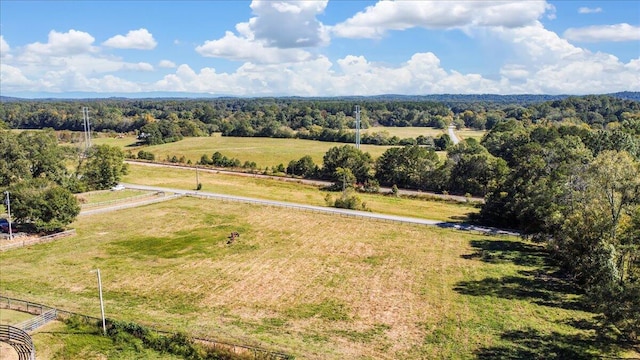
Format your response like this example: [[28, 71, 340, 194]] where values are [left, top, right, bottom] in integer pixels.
[[354, 105, 361, 149], [82, 107, 92, 152]]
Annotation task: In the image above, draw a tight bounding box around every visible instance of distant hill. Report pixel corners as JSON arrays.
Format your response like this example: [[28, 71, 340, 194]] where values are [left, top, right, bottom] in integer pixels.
[[1, 92, 638, 104]]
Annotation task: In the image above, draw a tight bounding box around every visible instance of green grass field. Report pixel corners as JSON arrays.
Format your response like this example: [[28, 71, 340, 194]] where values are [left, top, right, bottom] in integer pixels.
[[94, 134, 394, 168], [0, 195, 625, 359], [0, 308, 34, 325], [29, 320, 183, 360], [76, 189, 149, 205], [454, 129, 488, 142], [361, 126, 448, 138], [123, 163, 477, 223], [92, 126, 485, 168]]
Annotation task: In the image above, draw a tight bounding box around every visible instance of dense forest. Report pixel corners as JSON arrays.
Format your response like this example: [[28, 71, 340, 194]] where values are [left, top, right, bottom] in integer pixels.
[[1, 94, 639, 146]]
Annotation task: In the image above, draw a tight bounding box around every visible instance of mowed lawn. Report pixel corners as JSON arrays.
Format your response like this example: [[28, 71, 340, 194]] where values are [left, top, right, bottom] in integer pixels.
[[0, 197, 606, 359], [122, 163, 478, 223]]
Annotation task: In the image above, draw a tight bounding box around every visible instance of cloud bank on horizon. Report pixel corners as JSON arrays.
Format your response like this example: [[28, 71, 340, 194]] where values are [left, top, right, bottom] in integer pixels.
[[0, 0, 638, 97]]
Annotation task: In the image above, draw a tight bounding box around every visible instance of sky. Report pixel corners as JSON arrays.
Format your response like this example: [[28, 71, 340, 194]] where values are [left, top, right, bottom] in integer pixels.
[[0, 0, 639, 97]]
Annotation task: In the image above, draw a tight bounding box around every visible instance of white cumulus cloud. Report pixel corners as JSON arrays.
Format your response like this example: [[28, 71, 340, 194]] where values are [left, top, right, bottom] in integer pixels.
[[564, 23, 640, 42], [103, 28, 157, 50], [248, 0, 329, 48], [0, 64, 33, 90], [195, 0, 328, 64], [158, 60, 176, 68], [332, 0, 552, 39], [24, 29, 96, 56], [0, 36, 10, 56], [493, 22, 640, 93], [123, 62, 154, 71], [196, 30, 313, 64], [578, 7, 602, 14]]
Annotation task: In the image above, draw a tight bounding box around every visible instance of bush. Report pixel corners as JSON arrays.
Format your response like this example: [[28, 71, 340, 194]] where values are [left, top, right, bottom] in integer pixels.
[[333, 190, 364, 210], [362, 179, 380, 193], [137, 150, 155, 161]]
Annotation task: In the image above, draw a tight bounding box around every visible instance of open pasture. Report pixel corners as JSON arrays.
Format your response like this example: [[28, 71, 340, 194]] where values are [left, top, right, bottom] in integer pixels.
[[76, 189, 149, 205], [94, 134, 395, 168], [0, 308, 34, 325], [92, 127, 486, 168], [361, 126, 447, 138], [454, 129, 488, 142], [361, 126, 487, 141], [0, 196, 606, 359], [123, 163, 477, 222]]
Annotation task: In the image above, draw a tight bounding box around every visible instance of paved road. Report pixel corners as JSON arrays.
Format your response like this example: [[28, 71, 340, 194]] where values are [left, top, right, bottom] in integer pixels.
[[126, 160, 484, 203], [119, 183, 519, 236], [448, 125, 460, 145]]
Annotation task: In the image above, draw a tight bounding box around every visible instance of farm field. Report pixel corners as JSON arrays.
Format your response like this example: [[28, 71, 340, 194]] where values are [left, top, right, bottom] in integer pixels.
[[92, 126, 485, 168], [93, 134, 395, 168], [0, 197, 617, 359], [122, 163, 478, 222], [360, 126, 483, 140], [454, 128, 488, 142]]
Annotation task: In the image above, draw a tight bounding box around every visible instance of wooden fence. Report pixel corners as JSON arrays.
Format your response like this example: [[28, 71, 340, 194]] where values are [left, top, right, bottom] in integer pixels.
[[0, 229, 76, 252]]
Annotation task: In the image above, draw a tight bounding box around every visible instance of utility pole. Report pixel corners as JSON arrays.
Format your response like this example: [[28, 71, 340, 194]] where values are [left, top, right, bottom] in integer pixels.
[[195, 165, 200, 190], [82, 107, 92, 153], [4, 191, 12, 239], [90, 269, 106, 335], [354, 105, 361, 149]]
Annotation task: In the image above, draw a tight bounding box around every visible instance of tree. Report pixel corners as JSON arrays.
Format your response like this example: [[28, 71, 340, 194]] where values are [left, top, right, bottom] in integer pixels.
[[480, 133, 592, 234], [552, 151, 640, 340], [322, 145, 373, 184], [18, 130, 68, 184], [8, 179, 80, 232], [445, 139, 508, 196], [0, 131, 30, 187], [287, 155, 318, 178], [375, 145, 440, 190], [434, 134, 452, 151], [81, 145, 128, 190], [334, 167, 356, 191]]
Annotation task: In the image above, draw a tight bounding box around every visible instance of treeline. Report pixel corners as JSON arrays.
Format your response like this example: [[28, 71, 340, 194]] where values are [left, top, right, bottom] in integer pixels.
[[182, 122, 637, 201], [1, 130, 127, 231], [476, 122, 640, 342], [2, 95, 638, 145]]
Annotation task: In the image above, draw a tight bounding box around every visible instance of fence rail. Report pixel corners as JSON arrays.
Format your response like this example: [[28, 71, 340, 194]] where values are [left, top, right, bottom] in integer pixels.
[[80, 191, 162, 209], [0, 295, 293, 360], [0, 325, 35, 360], [15, 309, 57, 332], [0, 229, 76, 252]]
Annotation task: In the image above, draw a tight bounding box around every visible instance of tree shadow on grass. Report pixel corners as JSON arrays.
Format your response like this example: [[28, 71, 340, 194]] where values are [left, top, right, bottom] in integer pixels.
[[475, 327, 612, 360], [454, 270, 583, 311], [456, 239, 640, 359], [461, 239, 550, 267], [456, 239, 584, 310]]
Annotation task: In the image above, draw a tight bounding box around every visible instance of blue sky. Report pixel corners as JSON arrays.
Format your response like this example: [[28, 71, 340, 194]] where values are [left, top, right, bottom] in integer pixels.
[[1, 0, 638, 97]]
